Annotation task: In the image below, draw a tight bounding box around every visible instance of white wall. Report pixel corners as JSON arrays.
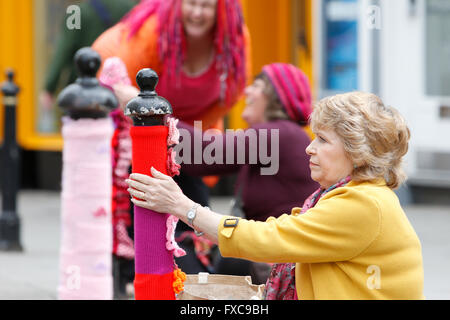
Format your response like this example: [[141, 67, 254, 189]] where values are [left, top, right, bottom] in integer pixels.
[[379, 0, 450, 182]]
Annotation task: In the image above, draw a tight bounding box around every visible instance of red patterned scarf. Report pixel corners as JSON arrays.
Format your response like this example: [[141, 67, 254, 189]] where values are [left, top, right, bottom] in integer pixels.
[[263, 175, 352, 300]]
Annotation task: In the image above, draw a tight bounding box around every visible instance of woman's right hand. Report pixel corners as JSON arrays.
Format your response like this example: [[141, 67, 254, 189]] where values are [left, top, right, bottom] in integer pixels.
[[112, 84, 139, 109]]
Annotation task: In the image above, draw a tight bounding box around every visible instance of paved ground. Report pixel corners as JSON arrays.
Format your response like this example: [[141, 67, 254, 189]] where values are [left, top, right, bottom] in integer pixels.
[[0, 190, 449, 300]]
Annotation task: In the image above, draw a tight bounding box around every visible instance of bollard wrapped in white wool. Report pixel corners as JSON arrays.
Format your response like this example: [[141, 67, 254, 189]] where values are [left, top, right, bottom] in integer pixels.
[[58, 117, 114, 300]]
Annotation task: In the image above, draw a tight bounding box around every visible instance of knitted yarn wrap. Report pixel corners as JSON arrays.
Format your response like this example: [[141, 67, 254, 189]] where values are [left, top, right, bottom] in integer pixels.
[[58, 117, 114, 300], [99, 57, 135, 259], [122, 0, 246, 106], [110, 110, 134, 259], [166, 116, 181, 177]]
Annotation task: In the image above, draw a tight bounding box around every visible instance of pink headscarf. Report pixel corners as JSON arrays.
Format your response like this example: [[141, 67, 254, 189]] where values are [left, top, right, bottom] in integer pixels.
[[262, 63, 312, 124]]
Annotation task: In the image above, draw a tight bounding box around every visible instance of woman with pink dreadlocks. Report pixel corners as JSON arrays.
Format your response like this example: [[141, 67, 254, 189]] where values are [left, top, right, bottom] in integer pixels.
[[92, 0, 251, 289]]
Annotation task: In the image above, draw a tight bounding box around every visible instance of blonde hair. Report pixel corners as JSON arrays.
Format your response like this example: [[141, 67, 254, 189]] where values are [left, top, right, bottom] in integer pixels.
[[310, 92, 411, 189]]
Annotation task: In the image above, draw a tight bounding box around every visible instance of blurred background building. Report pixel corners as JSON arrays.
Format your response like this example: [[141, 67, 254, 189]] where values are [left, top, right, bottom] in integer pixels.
[[0, 0, 449, 203]]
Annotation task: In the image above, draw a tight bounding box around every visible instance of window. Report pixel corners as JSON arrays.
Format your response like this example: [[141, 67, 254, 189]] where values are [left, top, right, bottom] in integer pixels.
[[426, 0, 450, 96], [323, 0, 359, 92]]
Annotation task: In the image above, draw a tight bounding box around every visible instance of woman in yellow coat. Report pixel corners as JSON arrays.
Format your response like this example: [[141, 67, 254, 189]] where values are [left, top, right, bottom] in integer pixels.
[[127, 91, 425, 300]]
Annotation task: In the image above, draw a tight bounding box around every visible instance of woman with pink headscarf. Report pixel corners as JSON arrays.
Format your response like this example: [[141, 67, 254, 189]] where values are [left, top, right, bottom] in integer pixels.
[[165, 63, 318, 283], [178, 63, 317, 221]]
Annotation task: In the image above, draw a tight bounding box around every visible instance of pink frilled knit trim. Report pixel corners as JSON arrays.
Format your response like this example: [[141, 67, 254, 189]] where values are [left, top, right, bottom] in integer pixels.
[[166, 148, 181, 177], [166, 215, 186, 257], [165, 116, 181, 177], [166, 116, 180, 146], [164, 116, 183, 256]]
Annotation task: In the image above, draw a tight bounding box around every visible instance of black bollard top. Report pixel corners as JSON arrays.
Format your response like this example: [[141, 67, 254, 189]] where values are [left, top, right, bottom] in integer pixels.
[[1, 70, 20, 97], [125, 68, 173, 126], [74, 47, 101, 78], [57, 47, 118, 119]]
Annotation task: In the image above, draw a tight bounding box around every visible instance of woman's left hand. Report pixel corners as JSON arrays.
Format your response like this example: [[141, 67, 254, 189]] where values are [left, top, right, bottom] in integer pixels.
[[126, 167, 191, 216]]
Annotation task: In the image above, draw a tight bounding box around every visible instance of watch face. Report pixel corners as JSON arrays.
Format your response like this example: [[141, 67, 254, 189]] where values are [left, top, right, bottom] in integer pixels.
[[187, 210, 195, 220]]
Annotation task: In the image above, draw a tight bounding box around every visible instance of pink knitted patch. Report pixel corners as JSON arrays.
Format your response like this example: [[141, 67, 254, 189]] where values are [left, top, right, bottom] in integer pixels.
[[99, 57, 132, 88], [165, 116, 181, 177]]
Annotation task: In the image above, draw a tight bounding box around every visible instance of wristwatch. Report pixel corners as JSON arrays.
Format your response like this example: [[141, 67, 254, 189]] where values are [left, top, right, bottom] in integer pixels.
[[187, 204, 204, 236]]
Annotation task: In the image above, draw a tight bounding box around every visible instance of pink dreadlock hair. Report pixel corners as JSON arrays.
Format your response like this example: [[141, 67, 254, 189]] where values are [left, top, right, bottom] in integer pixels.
[[122, 0, 246, 106]]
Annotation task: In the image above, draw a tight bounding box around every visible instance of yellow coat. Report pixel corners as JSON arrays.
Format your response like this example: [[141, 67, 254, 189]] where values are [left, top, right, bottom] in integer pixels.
[[218, 179, 424, 300]]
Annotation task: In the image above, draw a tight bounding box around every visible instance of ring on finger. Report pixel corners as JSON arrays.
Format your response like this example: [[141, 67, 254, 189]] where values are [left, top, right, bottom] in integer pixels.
[[130, 189, 146, 200], [138, 190, 147, 200]]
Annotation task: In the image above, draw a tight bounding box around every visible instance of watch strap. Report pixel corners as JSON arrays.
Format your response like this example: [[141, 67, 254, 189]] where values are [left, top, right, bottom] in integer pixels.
[[187, 203, 200, 228]]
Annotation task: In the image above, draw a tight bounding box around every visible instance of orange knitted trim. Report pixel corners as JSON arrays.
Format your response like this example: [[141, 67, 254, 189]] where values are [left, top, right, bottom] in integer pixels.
[[173, 268, 187, 294]]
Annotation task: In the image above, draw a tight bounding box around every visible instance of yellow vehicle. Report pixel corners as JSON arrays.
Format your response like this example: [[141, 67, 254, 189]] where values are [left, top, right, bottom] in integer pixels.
[[0, 0, 314, 189]]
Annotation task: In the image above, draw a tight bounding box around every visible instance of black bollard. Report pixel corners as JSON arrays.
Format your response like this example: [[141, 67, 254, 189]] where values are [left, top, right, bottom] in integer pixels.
[[125, 69, 176, 300], [0, 70, 23, 252], [56, 47, 119, 299], [124, 68, 173, 126], [58, 47, 118, 119]]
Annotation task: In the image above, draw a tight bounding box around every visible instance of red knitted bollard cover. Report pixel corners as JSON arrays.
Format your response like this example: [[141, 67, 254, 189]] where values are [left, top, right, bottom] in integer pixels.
[[130, 125, 175, 300]]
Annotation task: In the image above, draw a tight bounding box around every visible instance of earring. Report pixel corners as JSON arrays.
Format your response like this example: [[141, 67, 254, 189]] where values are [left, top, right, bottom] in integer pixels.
[[353, 164, 358, 169]]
